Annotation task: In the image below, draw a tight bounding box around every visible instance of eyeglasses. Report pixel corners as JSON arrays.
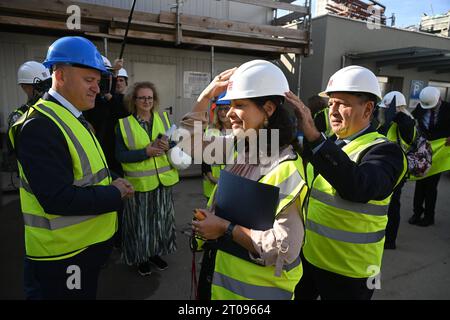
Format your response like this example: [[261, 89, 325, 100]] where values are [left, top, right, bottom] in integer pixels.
[[136, 96, 153, 102]]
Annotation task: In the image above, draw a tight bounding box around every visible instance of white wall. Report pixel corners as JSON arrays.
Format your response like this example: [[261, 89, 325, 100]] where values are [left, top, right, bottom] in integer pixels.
[[300, 14, 450, 102], [0, 32, 259, 132]]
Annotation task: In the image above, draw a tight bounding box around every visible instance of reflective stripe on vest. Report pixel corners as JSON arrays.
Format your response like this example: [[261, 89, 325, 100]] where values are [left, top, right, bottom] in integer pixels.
[[303, 131, 407, 278], [23, 212, 98, 230], [118, 113, 179, 192], [306, 219, 385, 244], [211, 154, 307, 300], [124, 165, 172, 177], [9, 100, 117, 259]]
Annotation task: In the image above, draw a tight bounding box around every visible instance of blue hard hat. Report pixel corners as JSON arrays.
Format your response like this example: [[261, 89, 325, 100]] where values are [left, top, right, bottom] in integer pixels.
[[216, 92, 231, 105], [43, 36, 107, 73]]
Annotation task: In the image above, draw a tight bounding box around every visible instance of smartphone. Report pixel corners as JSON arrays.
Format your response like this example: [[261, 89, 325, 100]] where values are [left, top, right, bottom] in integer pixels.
[[157, 133, 168, 141]]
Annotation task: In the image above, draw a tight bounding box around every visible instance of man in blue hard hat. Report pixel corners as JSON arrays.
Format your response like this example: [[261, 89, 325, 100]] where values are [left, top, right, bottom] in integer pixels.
[[8, 36, 134, 299]]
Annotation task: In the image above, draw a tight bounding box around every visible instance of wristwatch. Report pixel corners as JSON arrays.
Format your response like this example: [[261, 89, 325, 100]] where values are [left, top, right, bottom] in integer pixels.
[[224, 222, 236, 240]]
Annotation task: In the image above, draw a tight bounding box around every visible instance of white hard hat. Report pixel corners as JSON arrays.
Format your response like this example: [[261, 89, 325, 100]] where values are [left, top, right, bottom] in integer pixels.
[[17, 61, 51, 85], [220, 60, 289, 101], [117, 68, 128, 78], [319, 65, 382, 101], [167, 146, 192, 170], [419, 86, 441, 109], [102, 55, 112, 69], [379, 91, 407, 109]]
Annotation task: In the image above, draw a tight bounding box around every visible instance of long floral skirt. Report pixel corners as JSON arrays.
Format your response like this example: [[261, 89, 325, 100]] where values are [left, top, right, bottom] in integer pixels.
[[122, 185, 177, 265]]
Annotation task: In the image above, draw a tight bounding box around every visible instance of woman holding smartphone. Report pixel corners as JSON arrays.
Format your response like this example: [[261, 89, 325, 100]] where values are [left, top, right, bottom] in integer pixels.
[[115, 81, 179, 276]]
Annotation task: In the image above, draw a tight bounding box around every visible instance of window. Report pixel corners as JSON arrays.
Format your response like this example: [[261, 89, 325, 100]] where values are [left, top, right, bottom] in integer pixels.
[[429, 81, 450, 102]]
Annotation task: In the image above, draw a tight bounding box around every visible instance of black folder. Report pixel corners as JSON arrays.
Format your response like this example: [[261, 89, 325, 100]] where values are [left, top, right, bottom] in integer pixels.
[[214, 170, 280, 262]]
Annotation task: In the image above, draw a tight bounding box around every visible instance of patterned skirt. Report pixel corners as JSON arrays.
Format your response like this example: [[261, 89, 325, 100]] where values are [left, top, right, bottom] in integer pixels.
[[122, 185, 177, 265]]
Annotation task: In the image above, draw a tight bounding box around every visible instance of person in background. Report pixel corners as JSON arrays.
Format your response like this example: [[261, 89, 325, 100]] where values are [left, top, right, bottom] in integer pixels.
[[84, 57, 130, 250], [116, 81, 179, 276], [202, 92, 232, 201], [197, 91, 232, 299], [8, 36, 133, 299], [409, 86, 450, 227], [377, 91, 416, 249], [115, 68, 128, 94]]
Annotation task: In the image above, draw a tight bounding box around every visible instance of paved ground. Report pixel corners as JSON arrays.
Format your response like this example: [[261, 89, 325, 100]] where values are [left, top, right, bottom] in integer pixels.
[[1, 174, 449, 300]]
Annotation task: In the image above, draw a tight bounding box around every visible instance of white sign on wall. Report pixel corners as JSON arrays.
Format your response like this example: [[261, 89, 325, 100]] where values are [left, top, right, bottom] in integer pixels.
[[409, 80, 426, 109], [183, 71, 211, 99]]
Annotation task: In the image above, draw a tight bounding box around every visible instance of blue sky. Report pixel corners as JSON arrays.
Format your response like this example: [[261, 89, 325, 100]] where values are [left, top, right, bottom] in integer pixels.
[[294, 0, 450, 28]]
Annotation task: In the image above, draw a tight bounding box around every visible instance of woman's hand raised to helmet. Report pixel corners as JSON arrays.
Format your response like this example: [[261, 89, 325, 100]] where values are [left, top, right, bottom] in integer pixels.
[[285, 91, 321, 143]]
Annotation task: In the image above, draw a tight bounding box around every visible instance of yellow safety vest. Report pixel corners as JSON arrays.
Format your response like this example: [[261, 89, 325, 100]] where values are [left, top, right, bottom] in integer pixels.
[[8, 100, 117, 260], [210, 153, 308, 300], [202, 127, 226, 198], [118, 112, 179, 192], [314, 107, 332, 137], [303, 132, 407, 278], [385, 122, 417, 153]]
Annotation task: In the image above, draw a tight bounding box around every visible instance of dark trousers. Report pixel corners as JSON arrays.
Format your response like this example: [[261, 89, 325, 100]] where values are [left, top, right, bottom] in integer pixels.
[[197, 247, 217, 300], [385, 179, 405, 245], [413, 173, 441, 220], [24, 239, 112, 300], [113, 208, 123, 248], [294, 254, 375, 300]]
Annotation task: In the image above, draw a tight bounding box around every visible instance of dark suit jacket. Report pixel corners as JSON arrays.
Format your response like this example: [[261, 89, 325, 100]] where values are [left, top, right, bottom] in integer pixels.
[[13, 93, 123, 216], [412, 100, 450, 141], [306, 126, 405, 202]]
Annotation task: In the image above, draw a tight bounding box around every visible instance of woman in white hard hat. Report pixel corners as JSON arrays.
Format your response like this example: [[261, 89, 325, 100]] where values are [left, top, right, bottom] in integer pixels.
[[286, 65, 407, 300], [377, 91, 416, 249], [115, 81, 179, 276], [187, 60, 308, 300], [409, 86, 450, 227]]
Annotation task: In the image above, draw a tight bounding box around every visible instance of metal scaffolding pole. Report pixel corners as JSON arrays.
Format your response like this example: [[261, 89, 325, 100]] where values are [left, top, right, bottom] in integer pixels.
[[211, 46, 215, 81]]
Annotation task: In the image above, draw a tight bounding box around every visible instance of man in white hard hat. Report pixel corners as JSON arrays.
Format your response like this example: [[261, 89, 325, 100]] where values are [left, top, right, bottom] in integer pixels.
[[7, 61, 51, 129], [286, 65, 407, 300], [377, 91, 416, 249], [409, 86, 450, 227]]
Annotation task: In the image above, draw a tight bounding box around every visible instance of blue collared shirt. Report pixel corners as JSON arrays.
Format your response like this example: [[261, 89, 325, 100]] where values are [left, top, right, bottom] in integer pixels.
[[312, 124, 371, 154]]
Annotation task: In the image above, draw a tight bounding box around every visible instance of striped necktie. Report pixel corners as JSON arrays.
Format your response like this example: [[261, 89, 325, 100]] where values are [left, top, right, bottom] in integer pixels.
[[78, 114, 91, 130]]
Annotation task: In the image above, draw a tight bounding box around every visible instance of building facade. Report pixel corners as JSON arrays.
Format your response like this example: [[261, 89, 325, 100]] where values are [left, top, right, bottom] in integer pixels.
[[300, 14, 450, 107]]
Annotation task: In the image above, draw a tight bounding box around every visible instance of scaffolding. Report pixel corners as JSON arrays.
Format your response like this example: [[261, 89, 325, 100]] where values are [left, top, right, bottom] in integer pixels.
[[318, 0, 386, 25]]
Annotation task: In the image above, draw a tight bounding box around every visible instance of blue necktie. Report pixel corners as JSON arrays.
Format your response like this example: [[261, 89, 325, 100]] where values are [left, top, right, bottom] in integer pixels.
[[335, 139, 346, 148]]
